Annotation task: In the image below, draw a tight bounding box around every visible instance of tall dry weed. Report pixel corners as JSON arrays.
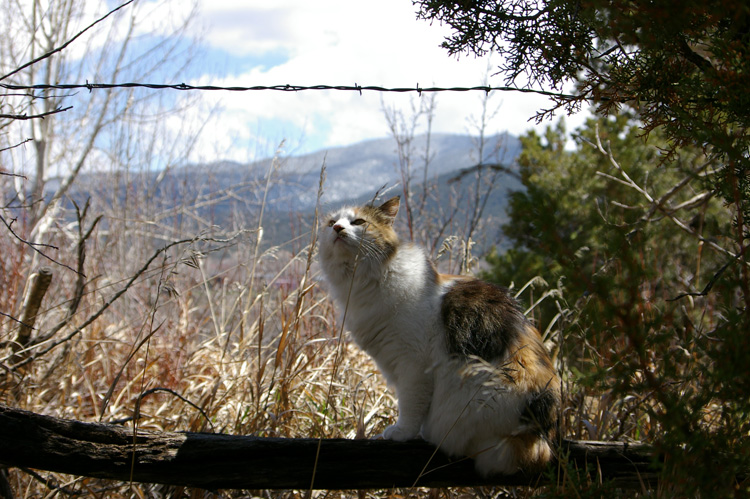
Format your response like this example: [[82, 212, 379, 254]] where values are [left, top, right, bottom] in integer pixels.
[[1, 156, 624, 498]]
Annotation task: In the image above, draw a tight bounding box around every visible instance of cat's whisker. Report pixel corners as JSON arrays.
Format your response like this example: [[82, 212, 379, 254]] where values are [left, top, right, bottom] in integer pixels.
[[347, 234, 389, 264], [359, 241, 388, 262]]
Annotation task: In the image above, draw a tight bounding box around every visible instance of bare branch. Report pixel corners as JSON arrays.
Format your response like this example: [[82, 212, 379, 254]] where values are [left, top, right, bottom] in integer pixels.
[[450, 162, 520, 183], [134, 387, 215, 431], [0, 106, 72, 120], [0, 311, 34, 330], [6, 236, 198, 369], [0, 138, 33, 154], [669, 249, 746, 301], [592, 125, 742, 263], [0, 0, 136, 82], [28, 201, 102, 348], [0, 213, 80, 275]]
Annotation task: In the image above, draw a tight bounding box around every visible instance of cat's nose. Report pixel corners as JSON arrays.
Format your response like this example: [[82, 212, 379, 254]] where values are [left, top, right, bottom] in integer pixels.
[[333, 223, 344, 233]]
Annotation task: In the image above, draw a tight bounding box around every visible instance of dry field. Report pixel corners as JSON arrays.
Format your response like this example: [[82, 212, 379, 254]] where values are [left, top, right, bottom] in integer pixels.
[[0, 166, 644, 498]]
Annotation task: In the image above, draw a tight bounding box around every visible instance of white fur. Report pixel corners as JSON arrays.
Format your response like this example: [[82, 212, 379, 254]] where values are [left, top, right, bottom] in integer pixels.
[[318, 205, 537, 475]]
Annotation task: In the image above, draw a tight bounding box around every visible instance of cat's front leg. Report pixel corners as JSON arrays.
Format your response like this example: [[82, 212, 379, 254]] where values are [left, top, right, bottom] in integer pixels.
[[382, 371, 434, 441]]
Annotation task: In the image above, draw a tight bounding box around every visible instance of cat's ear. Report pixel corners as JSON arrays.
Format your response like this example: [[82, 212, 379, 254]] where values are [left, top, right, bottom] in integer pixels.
[[378, 196, 400, 222]]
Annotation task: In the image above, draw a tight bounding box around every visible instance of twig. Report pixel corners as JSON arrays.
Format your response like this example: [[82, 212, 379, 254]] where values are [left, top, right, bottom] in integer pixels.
[[0, 215, 56, 249], [0, 138, 33, 154], [133, 387, 215, 432], [0, 213, 81, 275], [0, 106, 73, 120], [643, 158, 715, 220], [28, 201, 102, 347], [449, 162, 520, 183], [592, 125, 743, 264], [0, 311, 34, 330], [0, 1, 136, 82], [18, 467, 80, 496], [669, 249, 746, 301], [7, 237, 198, 369]]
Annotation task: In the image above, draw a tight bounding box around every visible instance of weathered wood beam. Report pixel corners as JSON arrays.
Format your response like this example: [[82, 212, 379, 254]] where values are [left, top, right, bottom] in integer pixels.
[[0, 404, 659, 490]]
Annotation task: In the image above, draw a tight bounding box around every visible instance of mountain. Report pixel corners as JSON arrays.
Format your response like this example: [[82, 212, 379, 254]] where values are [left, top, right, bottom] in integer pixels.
[[177, 132, 522, 211], [60, 132, 523, 251]]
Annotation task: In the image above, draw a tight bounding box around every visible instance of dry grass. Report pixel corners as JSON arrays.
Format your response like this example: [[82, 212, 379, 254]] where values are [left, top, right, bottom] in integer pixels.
[[0, 162, 646, 498]]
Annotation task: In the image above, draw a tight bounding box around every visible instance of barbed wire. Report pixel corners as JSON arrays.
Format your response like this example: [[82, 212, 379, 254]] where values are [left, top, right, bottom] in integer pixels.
[[0, 81, 575, 98]]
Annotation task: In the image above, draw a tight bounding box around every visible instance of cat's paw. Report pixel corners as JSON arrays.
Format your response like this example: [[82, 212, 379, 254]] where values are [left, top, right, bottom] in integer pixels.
[[382, 424, 419, 441]]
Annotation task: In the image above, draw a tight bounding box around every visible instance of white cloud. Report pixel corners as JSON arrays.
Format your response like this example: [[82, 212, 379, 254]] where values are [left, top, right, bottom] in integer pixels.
[[7, 0, 587, 165], [175, 0, 589, 161]]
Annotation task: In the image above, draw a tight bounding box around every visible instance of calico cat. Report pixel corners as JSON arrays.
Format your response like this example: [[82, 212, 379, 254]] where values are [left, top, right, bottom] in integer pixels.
[[318, 196, 560, 476]]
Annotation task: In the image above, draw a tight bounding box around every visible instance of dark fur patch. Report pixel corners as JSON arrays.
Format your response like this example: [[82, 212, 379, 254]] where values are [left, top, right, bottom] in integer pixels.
[[441, 279, 525, 361], [521, 387, 560, 437]]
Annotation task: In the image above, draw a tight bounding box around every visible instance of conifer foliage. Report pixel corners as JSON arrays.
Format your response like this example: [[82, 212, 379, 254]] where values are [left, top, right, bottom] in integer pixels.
[[416, 0, 750, 235]]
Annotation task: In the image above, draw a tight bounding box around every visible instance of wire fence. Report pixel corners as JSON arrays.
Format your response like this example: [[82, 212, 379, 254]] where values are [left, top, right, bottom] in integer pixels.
[[1, 81, 572, 98]]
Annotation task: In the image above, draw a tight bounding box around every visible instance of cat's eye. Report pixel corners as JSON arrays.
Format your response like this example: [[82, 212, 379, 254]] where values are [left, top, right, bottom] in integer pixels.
[[351, 218, 367, 226], [328, 220, 335, 227]]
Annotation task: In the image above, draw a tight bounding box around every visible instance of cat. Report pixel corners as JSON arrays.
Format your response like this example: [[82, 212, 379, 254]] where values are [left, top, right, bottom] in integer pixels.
[[317, 195, 560, 476]]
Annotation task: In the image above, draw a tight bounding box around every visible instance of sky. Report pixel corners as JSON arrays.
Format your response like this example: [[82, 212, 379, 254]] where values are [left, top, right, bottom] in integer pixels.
[[166, 0, 590, 162], [37, 0, 587, 166]]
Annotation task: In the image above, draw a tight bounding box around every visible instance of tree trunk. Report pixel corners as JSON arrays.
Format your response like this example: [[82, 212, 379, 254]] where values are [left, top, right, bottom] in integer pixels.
[[0, 404, 659, 490]]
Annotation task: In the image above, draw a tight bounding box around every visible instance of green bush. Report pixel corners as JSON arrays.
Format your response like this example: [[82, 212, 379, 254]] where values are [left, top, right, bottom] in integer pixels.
[[486, 113, 750, 496]]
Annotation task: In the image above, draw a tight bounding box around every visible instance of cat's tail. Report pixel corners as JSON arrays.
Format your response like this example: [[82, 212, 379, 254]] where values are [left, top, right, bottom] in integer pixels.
[[474, 433, 555, 476], [473, 385, 559, 476]]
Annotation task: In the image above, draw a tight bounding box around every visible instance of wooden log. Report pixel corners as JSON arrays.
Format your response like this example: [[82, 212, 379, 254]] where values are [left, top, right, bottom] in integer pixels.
[[0, 404, 659, 490]]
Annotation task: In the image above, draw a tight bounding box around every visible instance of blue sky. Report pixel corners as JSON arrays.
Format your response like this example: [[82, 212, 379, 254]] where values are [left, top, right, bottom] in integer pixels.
[[0, 0, 577, 179], [93, 0, 588, 163]]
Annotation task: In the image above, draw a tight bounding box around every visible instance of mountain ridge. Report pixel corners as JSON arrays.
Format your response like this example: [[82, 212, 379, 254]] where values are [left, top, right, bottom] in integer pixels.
[[52, 132, 523, 251]]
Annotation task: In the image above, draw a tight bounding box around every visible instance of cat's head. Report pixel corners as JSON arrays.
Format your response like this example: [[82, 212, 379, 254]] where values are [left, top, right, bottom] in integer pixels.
[[318, 196, 401, 269]]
